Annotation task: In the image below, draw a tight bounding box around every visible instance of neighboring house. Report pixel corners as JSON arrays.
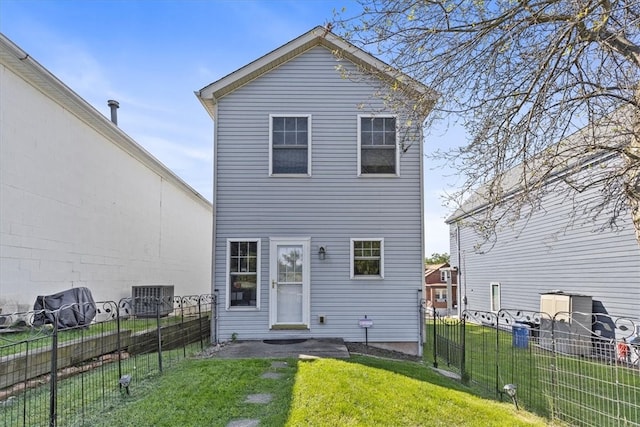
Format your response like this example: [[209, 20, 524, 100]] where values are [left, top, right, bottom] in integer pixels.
[[424, 262, 457, 315], [0, 34, 213, 313], [446, 121, 640, 321], [196, 27, 434, 355]]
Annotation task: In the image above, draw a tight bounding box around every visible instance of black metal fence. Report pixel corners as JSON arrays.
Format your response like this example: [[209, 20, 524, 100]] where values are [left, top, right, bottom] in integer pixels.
[[426, 309, 640, 427], [0, 294, 216, 427]]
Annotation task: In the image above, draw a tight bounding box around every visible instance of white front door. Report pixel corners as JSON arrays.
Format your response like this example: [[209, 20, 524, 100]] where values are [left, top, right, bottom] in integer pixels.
[[269, 238, 310, 328]]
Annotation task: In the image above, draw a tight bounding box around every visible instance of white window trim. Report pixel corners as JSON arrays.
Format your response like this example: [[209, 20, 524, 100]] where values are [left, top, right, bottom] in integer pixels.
[[490, 282, 501, 312], [350, 238, 385, 279], [269, 114, 312, 177], [226, 238, 261, 311], [357, 114, 399, 177]]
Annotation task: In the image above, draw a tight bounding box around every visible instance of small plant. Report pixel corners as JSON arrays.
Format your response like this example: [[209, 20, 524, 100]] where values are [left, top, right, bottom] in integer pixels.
[[230, 332, 238, 342]]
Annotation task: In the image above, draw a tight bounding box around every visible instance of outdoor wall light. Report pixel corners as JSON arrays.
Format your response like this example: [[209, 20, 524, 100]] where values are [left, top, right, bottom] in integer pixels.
[[318, 246, 326, 260], [503, 383, 518, 409]]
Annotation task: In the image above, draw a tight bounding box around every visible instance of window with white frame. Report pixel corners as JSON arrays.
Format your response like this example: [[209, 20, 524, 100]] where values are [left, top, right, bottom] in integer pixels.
[[227, 239, 260, 309], [440, 270, 450, 282], [351, 238, 384, 278], [490, 282, 501, 312], [270, 115, 310, 175], [358, 115, 398, 175], [435, 288, 447, 302]]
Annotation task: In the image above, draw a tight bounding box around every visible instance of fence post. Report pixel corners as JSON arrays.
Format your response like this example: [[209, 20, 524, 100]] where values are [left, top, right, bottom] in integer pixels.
[[156, 298, 163, 373], [49, 311, 58, 427], [460, 316, 466, 382], [495, 315, 500, 397], [198, 296, 203, 350], [181, 297, 186, 358], [117, 300, 122, 381], [23, 340, 29, 425], [433, 313, 438, 368]]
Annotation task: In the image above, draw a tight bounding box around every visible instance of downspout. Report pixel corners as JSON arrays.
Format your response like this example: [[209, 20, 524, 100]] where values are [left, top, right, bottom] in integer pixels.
[[211, 102, 219, 343], [418, 118, 426, 358], [456, 222, 465, 317]]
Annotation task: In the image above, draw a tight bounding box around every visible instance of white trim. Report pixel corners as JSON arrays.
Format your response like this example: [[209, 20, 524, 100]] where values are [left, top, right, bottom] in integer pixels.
[[350, 238, 385, 279], [196, 26, 435, 105], [0, 35, 212, 209], [357, 114, 399, 177], [269, 237, 311, 328], [225, 238, 261, 311], [269, 114, 312, 177], [490, 282, 501, 312]]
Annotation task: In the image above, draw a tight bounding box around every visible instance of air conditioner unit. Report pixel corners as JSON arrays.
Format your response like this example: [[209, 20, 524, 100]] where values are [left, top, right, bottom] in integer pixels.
[[539, 291, 592, 356], [132, 285, 174, 318]]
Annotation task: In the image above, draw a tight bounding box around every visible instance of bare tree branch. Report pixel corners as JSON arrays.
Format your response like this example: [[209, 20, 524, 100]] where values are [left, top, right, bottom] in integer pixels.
[[335, 0, 640, 249]]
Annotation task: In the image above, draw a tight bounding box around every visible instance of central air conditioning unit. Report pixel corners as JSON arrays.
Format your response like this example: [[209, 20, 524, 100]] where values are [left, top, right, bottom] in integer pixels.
[[539, 291, 592, 356], [132, 285, 174, 318]]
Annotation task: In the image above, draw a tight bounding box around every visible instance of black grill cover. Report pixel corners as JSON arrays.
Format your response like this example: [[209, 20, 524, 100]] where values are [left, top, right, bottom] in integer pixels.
[[32, 287, 97, 329]]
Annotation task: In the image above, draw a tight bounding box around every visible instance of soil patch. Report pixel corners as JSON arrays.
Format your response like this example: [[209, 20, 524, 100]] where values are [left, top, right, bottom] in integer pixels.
[[345, 342, 422, 362]]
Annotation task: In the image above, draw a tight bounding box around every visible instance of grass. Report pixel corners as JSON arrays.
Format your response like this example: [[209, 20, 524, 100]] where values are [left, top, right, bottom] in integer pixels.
[[0, 345, 202, 426], [82, 358, 297, 427], [75, 355, 553, 427], [426, 320, 640, 426]]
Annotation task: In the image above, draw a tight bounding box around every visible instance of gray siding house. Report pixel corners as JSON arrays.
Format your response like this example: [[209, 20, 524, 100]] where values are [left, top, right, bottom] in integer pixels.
[[196, 27, 434, 355], [447, 123, 640, 321]]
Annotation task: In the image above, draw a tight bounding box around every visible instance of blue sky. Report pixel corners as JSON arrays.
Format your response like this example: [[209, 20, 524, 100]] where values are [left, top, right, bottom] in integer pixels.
[[2, 0, 461, 255]]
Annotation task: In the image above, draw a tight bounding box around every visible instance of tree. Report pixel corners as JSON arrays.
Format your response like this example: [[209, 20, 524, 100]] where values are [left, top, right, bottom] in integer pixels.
[[335, 0, 640, 248], [425, 252, 450, 264]]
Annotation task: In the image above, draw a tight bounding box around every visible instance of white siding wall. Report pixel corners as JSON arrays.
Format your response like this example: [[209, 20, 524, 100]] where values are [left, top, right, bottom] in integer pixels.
[[214, 47, 423, 345], [449, 181, 640, 319], [0, 62, 212, 312]]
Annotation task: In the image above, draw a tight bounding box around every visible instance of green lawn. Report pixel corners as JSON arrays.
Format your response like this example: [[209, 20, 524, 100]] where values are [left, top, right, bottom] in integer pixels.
[[78, 355, 554, 427], [426, 321, 640, 425]]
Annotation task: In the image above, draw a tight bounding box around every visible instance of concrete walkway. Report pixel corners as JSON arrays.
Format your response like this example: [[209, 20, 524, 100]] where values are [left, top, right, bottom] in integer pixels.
[[211, 338, 350, 359]]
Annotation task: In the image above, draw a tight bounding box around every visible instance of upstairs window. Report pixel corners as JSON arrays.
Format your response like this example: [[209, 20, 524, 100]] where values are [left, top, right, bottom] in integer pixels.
[[351, 238, 384, 279], [270, 115, 311, 175], [358, 115, 398, 175]]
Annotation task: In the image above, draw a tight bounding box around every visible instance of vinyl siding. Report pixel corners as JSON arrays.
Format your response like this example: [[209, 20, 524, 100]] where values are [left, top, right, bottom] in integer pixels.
[[213, 47, 423, 343], [450, 177, 640, 319]]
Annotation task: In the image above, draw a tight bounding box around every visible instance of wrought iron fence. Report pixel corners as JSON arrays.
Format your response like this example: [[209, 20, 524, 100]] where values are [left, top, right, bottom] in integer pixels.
[[426, 309, 640, 427], [0, 294, 216, 427]]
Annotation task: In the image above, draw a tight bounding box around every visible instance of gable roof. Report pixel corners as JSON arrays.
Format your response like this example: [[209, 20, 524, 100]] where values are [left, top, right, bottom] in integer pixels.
[[445, 107, 631, 224], [0, 32, 212, 209], [195, 26, 436, 119], [425, 263, 449, 276]]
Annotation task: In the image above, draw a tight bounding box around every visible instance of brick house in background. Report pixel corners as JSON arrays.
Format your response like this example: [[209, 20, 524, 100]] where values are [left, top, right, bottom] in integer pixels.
[[425, 263, 458, 315]]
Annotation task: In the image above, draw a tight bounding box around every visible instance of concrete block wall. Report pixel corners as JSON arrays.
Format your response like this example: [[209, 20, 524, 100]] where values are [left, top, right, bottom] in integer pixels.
[[0, 48, 212, 313]]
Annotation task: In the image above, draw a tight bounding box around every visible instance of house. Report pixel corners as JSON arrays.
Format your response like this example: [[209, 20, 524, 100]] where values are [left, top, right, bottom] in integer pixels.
[[446, 118, 640, 321], [424, 262, 458, 315], [0, 33, 213, 313], [196, 27, 435, 355]]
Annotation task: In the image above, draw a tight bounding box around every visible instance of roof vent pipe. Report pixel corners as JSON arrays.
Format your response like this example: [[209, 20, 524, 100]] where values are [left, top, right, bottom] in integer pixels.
[[107, 100, 119, 125]]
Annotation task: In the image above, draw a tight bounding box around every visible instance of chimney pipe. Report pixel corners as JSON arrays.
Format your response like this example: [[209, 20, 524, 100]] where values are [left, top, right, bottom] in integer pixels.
[[107, 100, 119, 125]]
